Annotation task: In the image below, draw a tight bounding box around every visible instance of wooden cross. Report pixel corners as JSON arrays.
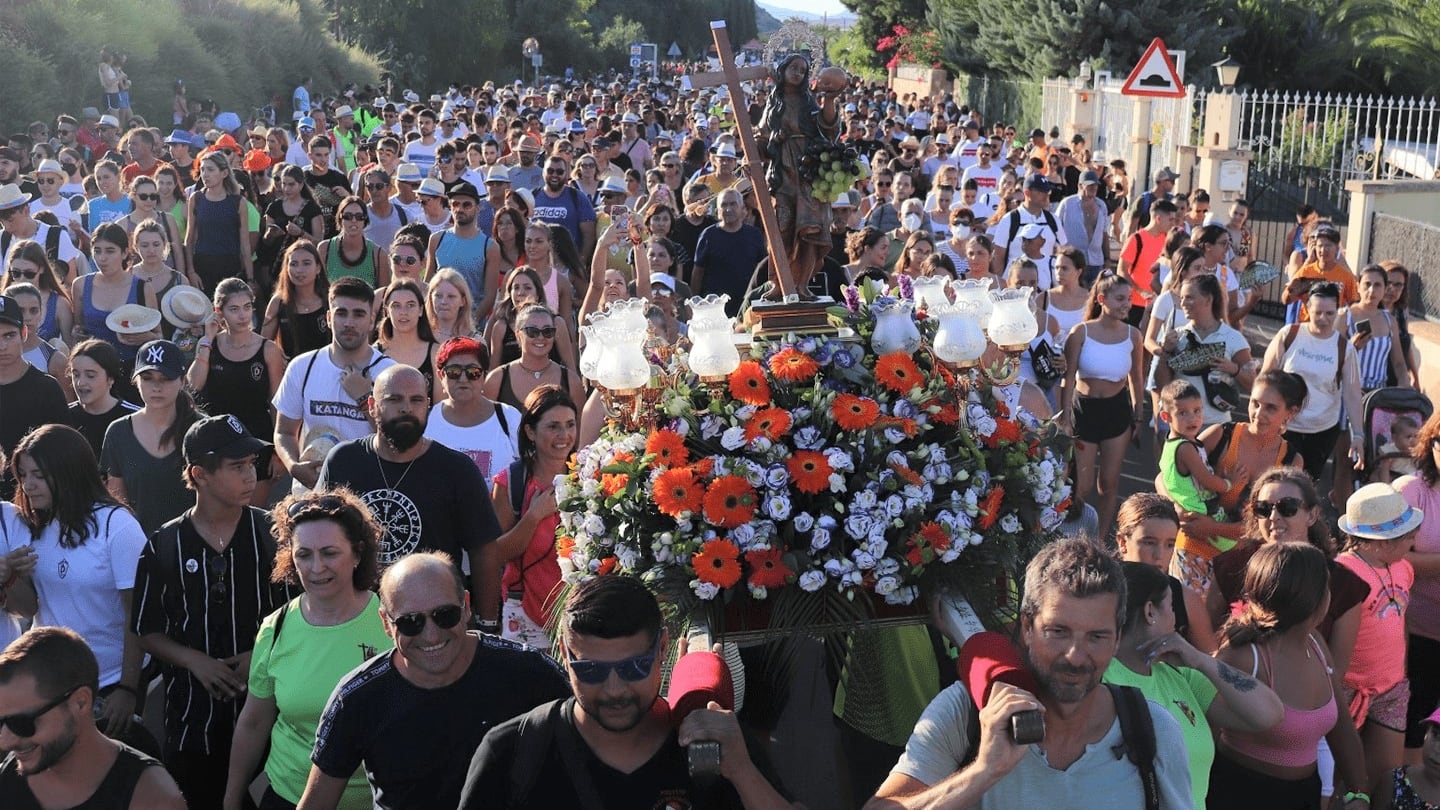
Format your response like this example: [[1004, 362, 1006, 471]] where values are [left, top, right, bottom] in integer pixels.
[[704, 20, 796, 300], [686, 63, 770, 90]]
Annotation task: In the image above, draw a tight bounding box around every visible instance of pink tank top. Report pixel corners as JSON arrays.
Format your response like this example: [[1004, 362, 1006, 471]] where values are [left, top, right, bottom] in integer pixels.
[[1221, 635, 1336, 767]]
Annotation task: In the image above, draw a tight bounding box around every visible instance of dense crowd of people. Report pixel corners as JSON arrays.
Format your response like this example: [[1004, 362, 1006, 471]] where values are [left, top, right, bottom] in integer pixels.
[[0, 54, 1436, 810]]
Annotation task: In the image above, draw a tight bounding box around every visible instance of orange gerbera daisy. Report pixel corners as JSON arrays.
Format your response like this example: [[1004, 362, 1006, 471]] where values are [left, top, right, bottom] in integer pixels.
[[728, 360, 771, 405], [889, 460, 923, 487], [745, 547, 793, 588], [601, 470, 629, 497], [597, 556, 619, 575], [786, 450, 834, 494], [693, 539, 742, 587], [556, 535, 576, 559], [645, 429, 689, 468], [654, 468, 704, 517], [905, 521, 952, 566], [689, 457, 716, 478], [832, 394, 880, 431], [932, 400, 960, 425], [768, 347, 820, 382], [875, 352, 923, 395], [982, 418, 1024, 449], [703, 475, 758, 528], [977, 486, 1007, 530], [745, 407, 793, 442]]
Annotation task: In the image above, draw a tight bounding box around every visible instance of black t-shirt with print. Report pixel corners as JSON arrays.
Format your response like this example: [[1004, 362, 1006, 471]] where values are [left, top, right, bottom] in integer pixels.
[[316, 436, 501, 567]]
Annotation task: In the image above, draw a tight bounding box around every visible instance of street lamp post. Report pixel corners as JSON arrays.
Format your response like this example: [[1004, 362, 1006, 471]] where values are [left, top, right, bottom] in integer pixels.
[[1212, 56, 1241, 90]]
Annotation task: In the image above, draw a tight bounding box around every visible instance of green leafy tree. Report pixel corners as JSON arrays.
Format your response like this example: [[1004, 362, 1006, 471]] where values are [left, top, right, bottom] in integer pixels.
[[1336, 0, 1440, 94], [596, 15, 647, 68], [930, 0, 1235, 82]]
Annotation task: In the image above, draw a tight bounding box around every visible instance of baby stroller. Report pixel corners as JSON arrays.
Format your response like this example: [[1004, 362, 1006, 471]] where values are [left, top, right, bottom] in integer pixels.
[[1358, 387, 1433, 484]]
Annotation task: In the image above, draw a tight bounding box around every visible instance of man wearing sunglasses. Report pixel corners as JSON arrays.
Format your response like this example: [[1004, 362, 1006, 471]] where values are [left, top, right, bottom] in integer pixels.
[[302, 552, 567, 810], [131, 415, 284, 809], [317, 365, 501, 613], [0, 627, 187, 808], [460, 574, 796, 809]]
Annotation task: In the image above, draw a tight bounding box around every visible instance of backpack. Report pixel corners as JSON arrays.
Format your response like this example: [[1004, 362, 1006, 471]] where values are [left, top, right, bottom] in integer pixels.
[[507, 699, 604, 810], [1, 222, 64, 265], [1003, 207, 1060, 249], [962, 683, 1158, 810], [1280, 323, 1347, 385]]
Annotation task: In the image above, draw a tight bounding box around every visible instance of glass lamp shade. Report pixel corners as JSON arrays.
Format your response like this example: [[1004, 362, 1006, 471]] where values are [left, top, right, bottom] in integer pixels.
[[578, 317, 607, 381], [688, 316, 741, 378], [911, 275, 951, 312], [931, 302, 988, 366], [594, 325, 651, 391], [686, 294, 731, 327], [870, 297, 922, 356], [988, 288, 1039, 348], [951, 277, 995, 329]]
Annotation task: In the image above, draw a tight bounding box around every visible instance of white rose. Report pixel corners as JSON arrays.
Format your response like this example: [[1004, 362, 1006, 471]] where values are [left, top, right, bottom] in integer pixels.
[[730, 523, 756, 548], [885, 494, 905, 519], [691, 580, 721, 600], [829, 473, 847, 493], [583, 514, 606, 537], [824, 447, 855, 472], [852, 550, 877, 570], [721, 426, 748, 451], [794, 425, 825, 450], [855, 489, 879, 511], [799, 570, 826, 592], [810, 528, 832, 550], [875, 575, 899, 595], [765, 493, 793, 521], [885, 585, 919, 605], [845, 512, 872, 540], [701, 415, 724, 439], [580, 478, 601, 498], [749, 583, 769, 600], [875, 557, 900, 576], [764, 464, 790, 489], [793, 511, 815, 533]]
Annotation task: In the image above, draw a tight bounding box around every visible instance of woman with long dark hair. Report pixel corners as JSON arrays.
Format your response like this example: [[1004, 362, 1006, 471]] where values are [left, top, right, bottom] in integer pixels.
[[70, 222, 159, 368], [318, 196, 390, 291], [1210, 542, 1369, 809], [261, 240, 330, 358], [1380, 260, 1418, 388], [101, 339, 204, 535], [7, 424, 148, 740], [66, 338, 139, 458], [375, 278, 439, 399], [2, 239, 72, 341], [488, 384, 577, 646], [1059, 272, 1144, 541], [481, 303, 583, 414], [185, 151, 253, 294], [259, 164, 324, 290], [490, 206, 526, 280]]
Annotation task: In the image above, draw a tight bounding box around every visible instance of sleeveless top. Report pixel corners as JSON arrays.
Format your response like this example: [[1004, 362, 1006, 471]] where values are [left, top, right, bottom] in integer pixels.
[[1161, 436, 1212, 516], [498, 317, 566, 367], [192, 192, 243, 257], [498, 363, 569, 412], [1175, 423, 1295, 561], [1347, 310, 1394, 392], [325, 237, 378, 287], [433, 229, 491, 312], [0, 741, 162, 810], [1050, 299, 1086, 341], [1221, 634, 1337, 767], [83, 273, 143, 362], [1075, 322, 1133, 383], [276, 305, 330, 358], [38, 291, 60, 340], [199, 338, 274, 438]]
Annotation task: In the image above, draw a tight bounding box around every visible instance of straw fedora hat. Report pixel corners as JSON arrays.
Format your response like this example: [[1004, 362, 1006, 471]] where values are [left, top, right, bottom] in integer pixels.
[[1338, 482, 1424, 540], [161, 286, 213, 329]]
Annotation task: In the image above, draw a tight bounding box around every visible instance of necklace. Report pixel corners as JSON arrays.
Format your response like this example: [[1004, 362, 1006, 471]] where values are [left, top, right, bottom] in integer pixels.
[[1354, 548, 1403, 613], [374, 436, 419, 490], [518, 359, 550, 380]]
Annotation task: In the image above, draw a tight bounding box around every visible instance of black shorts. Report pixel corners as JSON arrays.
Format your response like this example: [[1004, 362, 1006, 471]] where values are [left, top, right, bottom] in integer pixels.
[[1074, 389, 1133, 442], [1208, 752, 1320, 809]]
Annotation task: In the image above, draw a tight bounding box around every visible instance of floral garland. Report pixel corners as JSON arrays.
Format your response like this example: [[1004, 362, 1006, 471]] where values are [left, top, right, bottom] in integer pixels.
[[556, 282, 1070, 621]]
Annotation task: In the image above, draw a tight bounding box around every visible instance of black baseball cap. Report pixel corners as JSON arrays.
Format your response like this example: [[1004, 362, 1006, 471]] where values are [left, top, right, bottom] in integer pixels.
[[132, 340, 186, 380], [0, 295, 22, 329], [183, 414, 271, 464]]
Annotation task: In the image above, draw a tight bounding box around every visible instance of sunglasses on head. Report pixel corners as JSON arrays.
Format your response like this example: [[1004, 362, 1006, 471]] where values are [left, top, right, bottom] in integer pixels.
[[566, 634, 661, 685], [442, 364, 484, 381], [520, 325, 557, 339], [389, 604, 464, 637], [0, 687, 78, 738], [1252, 496, 1303, 519], [286, 494, 347, 519]]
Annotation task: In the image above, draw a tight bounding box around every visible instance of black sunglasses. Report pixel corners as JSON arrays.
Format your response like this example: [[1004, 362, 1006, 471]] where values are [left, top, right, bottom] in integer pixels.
[[0, 687, 78, 738], [520, 325, 557, 339], [287, 494, 347, 518], [442, 364, 484, 381], [208, 554, 230, 603], [340, 213, 367, 222], [9, 269, 39, 279], [566, 635, 661, 685], [1252, 497, 1303, 519], [393, 255, 421, 266], [389, 604, 464, 637], [136, 193, 160, 202]]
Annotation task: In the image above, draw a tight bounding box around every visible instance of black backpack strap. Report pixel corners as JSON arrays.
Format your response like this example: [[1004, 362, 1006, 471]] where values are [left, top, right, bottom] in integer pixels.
[[299, 351, 322, 403], [492, 401, 510, 441], [44, 224, 63, 262], [507, 458, 529, 517], [508, 699, 603, 810], [268, 597, 294, 653], [395, 203, 408, 226], [1106, 684, 1159, 810]]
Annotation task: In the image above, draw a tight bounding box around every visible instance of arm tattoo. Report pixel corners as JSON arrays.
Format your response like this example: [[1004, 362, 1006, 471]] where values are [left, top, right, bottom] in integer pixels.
[[1217, 661, 1259, 692]]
